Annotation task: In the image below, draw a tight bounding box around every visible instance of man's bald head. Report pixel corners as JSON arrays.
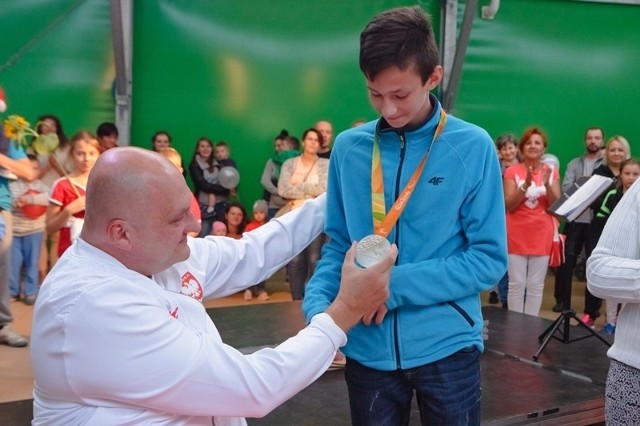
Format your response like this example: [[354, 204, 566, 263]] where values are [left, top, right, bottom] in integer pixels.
[[315, 120, 333, 151], [84, 147, 179, 230], [81, 147, 198, 275]]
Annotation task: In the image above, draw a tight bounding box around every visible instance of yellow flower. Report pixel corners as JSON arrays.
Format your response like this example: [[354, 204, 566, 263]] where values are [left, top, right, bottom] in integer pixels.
[[3, 114, 32, 143]]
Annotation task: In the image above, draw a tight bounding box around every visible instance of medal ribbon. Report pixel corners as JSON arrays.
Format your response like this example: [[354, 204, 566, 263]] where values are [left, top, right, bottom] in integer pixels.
[[372, 110, 447, 237]]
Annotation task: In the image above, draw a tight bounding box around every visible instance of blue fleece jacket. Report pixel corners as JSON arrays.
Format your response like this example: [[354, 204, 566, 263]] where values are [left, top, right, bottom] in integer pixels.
[[302, 97, 508, 371]]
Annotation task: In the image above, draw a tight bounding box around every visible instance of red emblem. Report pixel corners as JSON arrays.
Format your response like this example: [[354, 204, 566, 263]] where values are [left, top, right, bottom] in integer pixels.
[[180, 271, 203, 301], [169, 307, 179, 318]]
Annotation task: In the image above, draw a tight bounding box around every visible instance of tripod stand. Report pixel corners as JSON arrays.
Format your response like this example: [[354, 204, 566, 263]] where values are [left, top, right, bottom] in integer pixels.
[[533, 278, 611, 361]]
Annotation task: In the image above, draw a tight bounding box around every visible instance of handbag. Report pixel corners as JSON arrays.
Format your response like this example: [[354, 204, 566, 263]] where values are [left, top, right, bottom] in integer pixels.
[[549, 227, 566, 268]]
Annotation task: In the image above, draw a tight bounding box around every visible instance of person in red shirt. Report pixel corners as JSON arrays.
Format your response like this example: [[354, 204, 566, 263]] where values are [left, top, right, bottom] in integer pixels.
[[46, 131, 100, 257]]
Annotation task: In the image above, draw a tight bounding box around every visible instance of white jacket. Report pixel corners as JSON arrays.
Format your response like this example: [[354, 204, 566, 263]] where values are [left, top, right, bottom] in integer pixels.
[[31, 195, 343, 425], [587, 180, 640, 370]]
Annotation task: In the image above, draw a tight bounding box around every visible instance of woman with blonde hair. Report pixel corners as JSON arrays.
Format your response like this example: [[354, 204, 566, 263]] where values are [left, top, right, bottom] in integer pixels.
[[503, 127, 561, 316], [581, 135, 631, 327]]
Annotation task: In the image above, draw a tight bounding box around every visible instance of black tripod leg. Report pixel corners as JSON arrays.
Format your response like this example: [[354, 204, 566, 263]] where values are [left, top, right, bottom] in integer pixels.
[[573, 315, 612, 347], [538, 312, 564, 342], [534, 314, 567, 361]]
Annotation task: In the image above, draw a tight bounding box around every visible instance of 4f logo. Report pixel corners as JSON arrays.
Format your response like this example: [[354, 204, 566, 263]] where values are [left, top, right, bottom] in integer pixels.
[[428, 177, 444, 185]]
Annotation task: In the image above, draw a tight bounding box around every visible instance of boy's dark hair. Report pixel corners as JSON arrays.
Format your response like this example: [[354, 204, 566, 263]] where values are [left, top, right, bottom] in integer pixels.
[[360, 6, 439, 84], [96, 122, 119, 138]]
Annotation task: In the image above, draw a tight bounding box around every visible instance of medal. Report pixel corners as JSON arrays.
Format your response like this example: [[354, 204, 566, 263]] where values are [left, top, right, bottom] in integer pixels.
[[355, 234, 391, 269]]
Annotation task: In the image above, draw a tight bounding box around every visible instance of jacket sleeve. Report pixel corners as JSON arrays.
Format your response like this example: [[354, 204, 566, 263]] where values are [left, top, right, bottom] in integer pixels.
[[260, 159, 279, 196], [159, 194, 328, 300], [65, 284, 345, 418], [587, 181, 640, 303], [562, 158, 581, 193], [303, 150, 350, 322]]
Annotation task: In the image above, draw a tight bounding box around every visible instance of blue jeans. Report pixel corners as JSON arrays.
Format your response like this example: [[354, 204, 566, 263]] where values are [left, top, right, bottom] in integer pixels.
[[267, 207, 279, 221], [10, 232, 44, 297], [345, 346, 481, 426], [286, 234, 324, 300], [497, 271, 509, 303]]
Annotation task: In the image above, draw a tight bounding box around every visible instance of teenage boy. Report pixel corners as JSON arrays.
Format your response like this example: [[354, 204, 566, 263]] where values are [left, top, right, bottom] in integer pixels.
[[96, 122, 119, 152], [302, 6, 507, 425]]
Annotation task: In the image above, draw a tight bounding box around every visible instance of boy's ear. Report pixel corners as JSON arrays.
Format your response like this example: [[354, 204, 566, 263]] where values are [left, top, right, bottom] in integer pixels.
[[427, 65, 444, 90]]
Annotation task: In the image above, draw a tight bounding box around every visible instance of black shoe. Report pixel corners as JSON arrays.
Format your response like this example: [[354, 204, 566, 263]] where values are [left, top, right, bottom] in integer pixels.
[[488, 291, 499, 304], [552, 301, 563, 312], [501, 302, 508, 309]]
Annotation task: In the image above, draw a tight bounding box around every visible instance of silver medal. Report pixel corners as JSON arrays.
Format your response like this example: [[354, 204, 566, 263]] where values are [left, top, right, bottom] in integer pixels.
[[355, 234, 391, 269]]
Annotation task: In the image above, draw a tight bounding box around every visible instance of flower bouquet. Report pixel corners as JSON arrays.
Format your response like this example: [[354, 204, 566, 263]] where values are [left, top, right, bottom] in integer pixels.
[[2, 114, 81, 195], [3, 114, 59, 156], [3, 115, 82, 219]]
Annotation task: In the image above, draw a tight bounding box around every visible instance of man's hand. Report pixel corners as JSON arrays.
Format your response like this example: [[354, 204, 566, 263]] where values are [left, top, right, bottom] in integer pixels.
[[325, 241, 397, 333]]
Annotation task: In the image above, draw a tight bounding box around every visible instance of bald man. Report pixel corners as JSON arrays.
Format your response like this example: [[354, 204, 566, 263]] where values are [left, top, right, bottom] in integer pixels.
[[30, 147, 396, 426], [315, 120, 333, 159]]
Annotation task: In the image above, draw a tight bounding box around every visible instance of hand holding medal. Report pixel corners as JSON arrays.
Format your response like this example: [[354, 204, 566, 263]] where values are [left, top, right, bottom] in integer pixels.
[[355, 235, 392, 269]]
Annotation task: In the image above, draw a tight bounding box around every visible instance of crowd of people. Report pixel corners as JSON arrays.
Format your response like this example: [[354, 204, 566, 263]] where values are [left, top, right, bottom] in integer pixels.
[[494, 126, 637, 331], [0, 4, 637, 425]]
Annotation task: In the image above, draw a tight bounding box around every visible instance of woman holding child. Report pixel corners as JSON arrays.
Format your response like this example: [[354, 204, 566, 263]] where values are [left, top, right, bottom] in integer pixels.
[[188, 137, 230, 237]]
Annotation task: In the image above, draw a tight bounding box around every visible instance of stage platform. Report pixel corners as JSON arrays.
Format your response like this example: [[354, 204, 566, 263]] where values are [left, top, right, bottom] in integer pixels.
[[1, 303, 612, 425], [210, 302, 611, 426]]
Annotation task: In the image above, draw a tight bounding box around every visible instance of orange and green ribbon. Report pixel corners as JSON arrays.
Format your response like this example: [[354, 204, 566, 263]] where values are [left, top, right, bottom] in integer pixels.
[[371, 110, 447, 237]]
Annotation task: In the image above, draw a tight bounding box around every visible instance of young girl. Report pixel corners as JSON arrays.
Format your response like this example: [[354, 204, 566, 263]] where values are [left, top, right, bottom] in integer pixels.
[[46, 131, 101, 257], [586, 158, 640, 333], [244, 199, 270, 301]]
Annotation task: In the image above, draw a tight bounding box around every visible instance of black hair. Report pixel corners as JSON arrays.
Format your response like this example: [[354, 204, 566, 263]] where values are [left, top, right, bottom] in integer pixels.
[[96, 122, 119, 138], [360, 6, 439, 84]]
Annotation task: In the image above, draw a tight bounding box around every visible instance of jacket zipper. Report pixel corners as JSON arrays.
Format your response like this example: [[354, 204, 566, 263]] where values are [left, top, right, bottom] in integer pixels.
[[393, 132, 406, 369]]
